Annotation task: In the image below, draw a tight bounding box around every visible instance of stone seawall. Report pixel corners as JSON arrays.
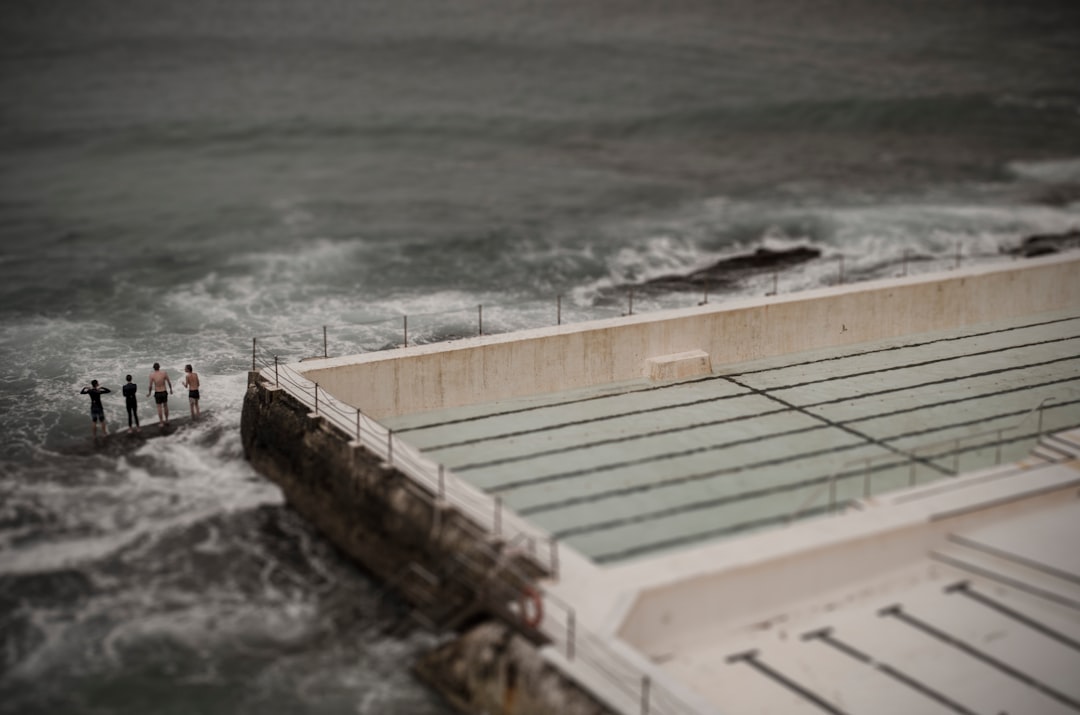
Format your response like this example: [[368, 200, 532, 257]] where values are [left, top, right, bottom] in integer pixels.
[[240, 370, 613, 715]]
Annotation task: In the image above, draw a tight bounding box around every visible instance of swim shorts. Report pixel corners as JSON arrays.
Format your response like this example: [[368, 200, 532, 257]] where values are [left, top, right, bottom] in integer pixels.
[[91, 406, 105, 423], [188, 390, 200, 401], [155, 391, 168, 405]]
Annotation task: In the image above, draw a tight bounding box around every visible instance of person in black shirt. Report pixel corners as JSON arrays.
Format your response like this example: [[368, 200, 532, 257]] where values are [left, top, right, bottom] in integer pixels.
[[122, 374, 140, 433], [80, 379, 111, 438]]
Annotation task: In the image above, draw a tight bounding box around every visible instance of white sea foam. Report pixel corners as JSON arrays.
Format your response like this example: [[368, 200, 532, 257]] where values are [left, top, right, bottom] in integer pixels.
[[1007, 157, 1080, 184]]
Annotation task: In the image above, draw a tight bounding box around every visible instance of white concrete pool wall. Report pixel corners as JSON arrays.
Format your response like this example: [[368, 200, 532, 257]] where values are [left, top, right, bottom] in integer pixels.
[[297, 253, 1080, 420], [606, 458, 1080, 657]]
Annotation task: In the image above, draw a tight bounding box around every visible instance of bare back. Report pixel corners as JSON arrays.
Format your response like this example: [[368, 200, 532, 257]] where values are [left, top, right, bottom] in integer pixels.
[[149, 369, 171, 392], [184, 371, 200, 390]]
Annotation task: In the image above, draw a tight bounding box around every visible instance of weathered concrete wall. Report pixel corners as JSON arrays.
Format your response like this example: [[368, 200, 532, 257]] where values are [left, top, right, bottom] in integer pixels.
[[298, 254, 1080, 420], [415, 621, 610, 715], [241, 371, 614, 714], [240, 371, 543, 620]]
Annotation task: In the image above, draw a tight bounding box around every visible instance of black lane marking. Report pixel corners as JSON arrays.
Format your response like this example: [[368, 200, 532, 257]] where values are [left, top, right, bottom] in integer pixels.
[[723, 374, 944, 472], [494, 422, 836, 495], [423, 358, 1079, 454], [757, 333, 1080, 396], [393, 314, 1080, 434], [518, 422, 1076, 523], [726, 649, 850, 715], [879, 604, 1080, 711], [839, 378, 1080, 428], [423, 378, 1080, 501], [802, 627, 979, 715], [945, 581, 1080, 653], [590, 508, 832, 563], [536, 455, 878, 523], [445, 354, 1078, 473], [423, 387, 761, 452], [793, 354, 1079, 410], [559, 427, 1079, 561]]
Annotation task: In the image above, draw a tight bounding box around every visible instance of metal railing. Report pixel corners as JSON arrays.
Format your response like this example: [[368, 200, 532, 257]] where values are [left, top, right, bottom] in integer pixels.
[[787, 395, 1072, 522], [252, 346, 702, 715], [249, 245, 1012, 369]]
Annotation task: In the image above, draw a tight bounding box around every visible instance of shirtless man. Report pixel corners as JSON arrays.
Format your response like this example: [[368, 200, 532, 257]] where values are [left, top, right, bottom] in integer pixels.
[[182, 364, 201, 420], [147, 362, 173, 427]]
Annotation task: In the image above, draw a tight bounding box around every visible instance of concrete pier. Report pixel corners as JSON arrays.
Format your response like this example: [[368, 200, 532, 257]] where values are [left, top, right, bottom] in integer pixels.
[[242, 252, 1080, 715]]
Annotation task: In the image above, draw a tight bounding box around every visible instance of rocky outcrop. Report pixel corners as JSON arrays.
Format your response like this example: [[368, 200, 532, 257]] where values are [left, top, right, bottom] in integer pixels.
[[414, 621, 610, 715], [1010, 229, 1080, 258], [645, 245, 821, 291]]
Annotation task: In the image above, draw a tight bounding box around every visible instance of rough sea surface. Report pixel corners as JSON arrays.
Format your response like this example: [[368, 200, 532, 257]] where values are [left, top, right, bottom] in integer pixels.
[[2, 1, 1079, 712]]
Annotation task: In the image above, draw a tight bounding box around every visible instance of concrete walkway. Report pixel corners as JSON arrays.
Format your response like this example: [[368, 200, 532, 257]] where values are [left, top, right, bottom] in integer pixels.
[[385, 308, 1080, 564]]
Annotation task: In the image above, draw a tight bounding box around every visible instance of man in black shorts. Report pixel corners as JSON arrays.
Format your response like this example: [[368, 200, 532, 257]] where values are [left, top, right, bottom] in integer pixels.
[[182, 364, 201, 420], [80, 379, 111, 439], [122, 374, 140, 433], [147, 362, 173, 427]]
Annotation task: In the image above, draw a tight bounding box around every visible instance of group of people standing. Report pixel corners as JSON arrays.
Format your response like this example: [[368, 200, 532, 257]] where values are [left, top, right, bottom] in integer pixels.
[[79, 363, 201, 438]]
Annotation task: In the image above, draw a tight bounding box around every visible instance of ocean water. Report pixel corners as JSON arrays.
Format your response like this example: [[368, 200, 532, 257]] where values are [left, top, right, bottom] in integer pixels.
[[2, 0, 1079, 712]]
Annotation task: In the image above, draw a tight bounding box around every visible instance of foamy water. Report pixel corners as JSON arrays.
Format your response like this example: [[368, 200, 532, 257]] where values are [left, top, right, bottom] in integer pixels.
[[2, 0, 1079, 711]]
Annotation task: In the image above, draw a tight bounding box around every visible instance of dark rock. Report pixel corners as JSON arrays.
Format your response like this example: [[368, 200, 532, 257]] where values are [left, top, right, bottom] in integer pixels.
[[1010, 229, 1080, 258], [643, 245, 821, 292]]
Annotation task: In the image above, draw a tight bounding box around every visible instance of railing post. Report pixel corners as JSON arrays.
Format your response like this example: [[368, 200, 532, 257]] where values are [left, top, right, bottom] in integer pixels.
[[403, 315, 408, 348], [557, 294, 562, 326], [478, 304, 483, 336], [387, 428, 393, 465], [314, 382, 319, 415], [274, 355, 279, 386], [356, 408, 362, 441], [567, 608, 576, 661], [323, 325, 328, 358], [640, 675, 651, 715], [438, 464, 446, 501], [549, 536, 559, 579], [252, 337, 256, 372], [628, 287, 634, 316]]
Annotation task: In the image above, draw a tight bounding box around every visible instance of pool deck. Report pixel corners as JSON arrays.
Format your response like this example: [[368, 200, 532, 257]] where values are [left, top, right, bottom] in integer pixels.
[[381, 308, 1080, 714]]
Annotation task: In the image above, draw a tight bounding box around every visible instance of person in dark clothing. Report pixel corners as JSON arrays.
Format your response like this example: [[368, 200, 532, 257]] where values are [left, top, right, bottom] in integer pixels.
[[122, 374, 140, 433], [80, 379, 111, 438]]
